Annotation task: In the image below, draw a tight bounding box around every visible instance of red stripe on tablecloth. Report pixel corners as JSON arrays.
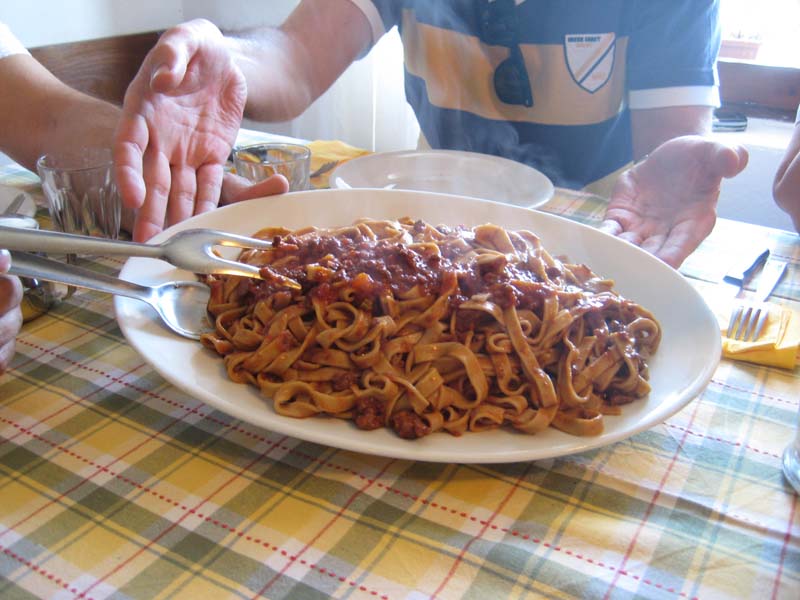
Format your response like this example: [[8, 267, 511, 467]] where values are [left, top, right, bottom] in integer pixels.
[[0, 356, 149, 448], [0, 544, 98, 600], [0, 376, 236, 546], [663, 422, 783, 459], [252, 457, 396, 599], [601, 394, 705, 600], [78, 435, 290, 600], [1, 414, 702, 598], [771, 464, 798, 599], [430, 464, 530, 598], [11, 319, 112, 371], [1, 416, 393, 598], [710, 378, 798, 408]]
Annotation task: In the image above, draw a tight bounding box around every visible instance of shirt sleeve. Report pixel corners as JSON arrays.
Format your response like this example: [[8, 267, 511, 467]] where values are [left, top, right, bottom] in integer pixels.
[[625, 0, 720, 110], [343, 0, 391, 46], [0, 22, 30, 60]]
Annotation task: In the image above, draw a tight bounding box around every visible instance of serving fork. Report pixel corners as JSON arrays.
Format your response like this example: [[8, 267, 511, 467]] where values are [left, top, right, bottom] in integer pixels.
[[0, 225, 300, 288], [726, 258, 788, 341]]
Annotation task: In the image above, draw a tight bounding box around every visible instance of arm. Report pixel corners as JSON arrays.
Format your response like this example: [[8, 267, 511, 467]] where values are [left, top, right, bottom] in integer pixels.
[[630, 105, 713, 160], [598, 2, 750, 268], [0, 53, 119, 171], [773, 119, 800, 232], [114, 0, 374, 241], [234, 0, 374, 122]]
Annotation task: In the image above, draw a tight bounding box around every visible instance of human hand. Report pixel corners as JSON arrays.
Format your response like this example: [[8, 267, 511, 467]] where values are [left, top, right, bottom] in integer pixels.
[[772, 124, 800, 232], [600, 136, 749, 268], [220, 172, 289, 205], [114, 19, 247, 242], [0, 250, 23, 375]]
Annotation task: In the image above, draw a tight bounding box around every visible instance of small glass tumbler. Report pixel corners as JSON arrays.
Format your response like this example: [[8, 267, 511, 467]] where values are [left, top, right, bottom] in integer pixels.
[[233, 143, 311, 191], [782, 408, 800, 494], [36, 147, 121, 242]]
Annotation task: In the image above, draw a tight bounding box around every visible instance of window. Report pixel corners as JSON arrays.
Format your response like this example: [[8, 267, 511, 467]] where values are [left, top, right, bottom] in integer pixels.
[[718, 0, 800, 117]]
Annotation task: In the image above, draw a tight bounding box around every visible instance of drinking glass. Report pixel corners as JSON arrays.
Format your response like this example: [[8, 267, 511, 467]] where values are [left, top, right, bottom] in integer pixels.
[[782, 407, 800, 494], [37, 147, 121, 241], [233, 143, 311, 191]]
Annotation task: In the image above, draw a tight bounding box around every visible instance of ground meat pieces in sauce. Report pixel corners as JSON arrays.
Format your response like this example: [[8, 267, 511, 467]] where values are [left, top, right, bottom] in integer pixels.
[[354, 397, 386, 430], [390, 410, 431, 439], [332, 370, 357, 392]]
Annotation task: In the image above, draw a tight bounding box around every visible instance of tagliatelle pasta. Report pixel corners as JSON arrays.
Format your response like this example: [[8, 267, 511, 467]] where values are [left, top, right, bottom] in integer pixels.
[[199, 218, 661, 439]]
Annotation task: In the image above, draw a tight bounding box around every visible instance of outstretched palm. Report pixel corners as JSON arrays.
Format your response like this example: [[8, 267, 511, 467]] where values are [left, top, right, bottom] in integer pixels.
[[114, 20, 247, 241], [600, 136, 748, 268]]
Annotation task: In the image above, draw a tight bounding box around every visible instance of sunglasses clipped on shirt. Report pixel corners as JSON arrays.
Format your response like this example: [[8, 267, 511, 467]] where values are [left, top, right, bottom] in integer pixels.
[[477, 0, 533, 107]]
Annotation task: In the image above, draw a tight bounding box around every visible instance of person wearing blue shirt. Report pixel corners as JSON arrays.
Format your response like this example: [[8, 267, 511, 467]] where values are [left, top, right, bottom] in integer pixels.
[[365, 0, 724, 193], [113, 0, 748, 267]]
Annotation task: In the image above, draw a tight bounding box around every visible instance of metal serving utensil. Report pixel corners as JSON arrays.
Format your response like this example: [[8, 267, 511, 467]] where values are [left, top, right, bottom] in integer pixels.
[[2, 193, 27, 215], [9, 251, 213, 339], [0, 225, 300, 289]]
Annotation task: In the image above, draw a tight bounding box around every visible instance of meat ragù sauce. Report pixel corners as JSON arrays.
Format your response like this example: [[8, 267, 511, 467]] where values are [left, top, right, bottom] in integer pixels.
[[243, 220, 575, 314]]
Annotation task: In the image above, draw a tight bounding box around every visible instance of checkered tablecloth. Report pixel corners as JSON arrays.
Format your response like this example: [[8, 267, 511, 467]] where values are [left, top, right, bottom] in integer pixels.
[[1, 134, 799, 599]]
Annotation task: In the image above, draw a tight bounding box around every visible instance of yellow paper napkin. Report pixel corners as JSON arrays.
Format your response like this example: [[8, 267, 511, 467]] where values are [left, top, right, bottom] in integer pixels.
[[307, 139, 371, 189], [712, 295, 800, 369]]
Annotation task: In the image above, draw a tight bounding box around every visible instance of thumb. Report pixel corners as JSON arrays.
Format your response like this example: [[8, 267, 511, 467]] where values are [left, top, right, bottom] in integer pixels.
[[220, 173, 290, 205], [147, 37, 191, 94], [710, 142, 749, 179]]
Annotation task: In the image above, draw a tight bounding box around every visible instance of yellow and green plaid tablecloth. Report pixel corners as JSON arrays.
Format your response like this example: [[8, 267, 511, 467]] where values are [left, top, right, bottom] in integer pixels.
[[1, 133, 799, 599]]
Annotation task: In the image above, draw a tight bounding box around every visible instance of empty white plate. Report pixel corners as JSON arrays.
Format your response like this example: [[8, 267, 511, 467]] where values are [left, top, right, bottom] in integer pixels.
[[330, 149, 555, 209]]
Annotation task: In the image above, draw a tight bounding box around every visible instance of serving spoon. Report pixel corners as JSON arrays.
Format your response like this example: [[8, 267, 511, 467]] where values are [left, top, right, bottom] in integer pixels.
[[9, 251, 213, 339]]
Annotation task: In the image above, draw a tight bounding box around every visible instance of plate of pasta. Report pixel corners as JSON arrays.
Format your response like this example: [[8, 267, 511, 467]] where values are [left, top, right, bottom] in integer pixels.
[[115, 189, 720, 463]]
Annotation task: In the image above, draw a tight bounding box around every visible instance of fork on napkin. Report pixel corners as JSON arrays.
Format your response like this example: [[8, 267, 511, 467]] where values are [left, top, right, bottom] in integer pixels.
[[697, 279, 800, 369]]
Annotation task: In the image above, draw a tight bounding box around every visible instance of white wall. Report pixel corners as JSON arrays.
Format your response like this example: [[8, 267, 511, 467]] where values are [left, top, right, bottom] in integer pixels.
[[0, 1, 183, 46], [0, 0, 297, 46], [184, 0, 298, 32], [0, 0, 417, 151]]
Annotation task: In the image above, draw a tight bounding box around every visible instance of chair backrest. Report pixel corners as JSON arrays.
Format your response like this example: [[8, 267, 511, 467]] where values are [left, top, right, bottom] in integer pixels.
[[29, 30, 161, 106]]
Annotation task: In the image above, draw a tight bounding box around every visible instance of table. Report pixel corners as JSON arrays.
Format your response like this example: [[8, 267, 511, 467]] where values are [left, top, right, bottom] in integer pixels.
[[1, 132, 798, 599]]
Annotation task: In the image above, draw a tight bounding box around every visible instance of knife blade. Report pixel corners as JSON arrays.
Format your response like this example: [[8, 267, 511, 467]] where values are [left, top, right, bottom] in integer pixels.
[[754, 258, 787, 302], [746, 258, 788, 341], [722, 247, 770, 298]]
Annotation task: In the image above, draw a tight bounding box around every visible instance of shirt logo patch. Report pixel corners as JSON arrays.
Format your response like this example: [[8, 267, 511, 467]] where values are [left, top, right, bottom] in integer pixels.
[[564, 33, 616, 93]]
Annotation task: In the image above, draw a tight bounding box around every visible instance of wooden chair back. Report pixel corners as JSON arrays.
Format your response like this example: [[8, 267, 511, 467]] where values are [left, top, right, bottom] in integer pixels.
[[29, 31, 161, 106]]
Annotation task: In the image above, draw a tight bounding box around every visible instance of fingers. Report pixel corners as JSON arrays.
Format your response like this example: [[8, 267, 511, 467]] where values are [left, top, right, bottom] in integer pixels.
[[640, 233, 668, 257], [616, 231, 644, 246], [0, 272, 23, 375], [166, 165, 198, 227], [194, 163, 225, 215], [597, 219, 622, 237], [133, 149, 172, 242], [220, 173, 290, 205], [651, 215, 715, 269], [113, 114, 149, 211], [0, 329, 18, 375], [0, 249, 10, 274]]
